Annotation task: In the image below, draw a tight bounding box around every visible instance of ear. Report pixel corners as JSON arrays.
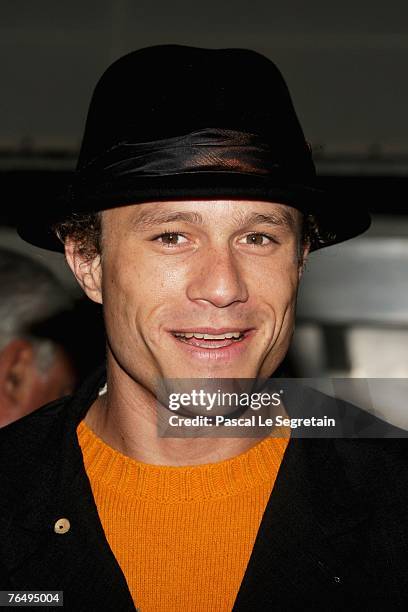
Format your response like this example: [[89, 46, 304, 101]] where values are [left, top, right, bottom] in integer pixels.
[[65, 238, 103, 304], [1, 339, 36, 407], [298, 241, 310, 281]]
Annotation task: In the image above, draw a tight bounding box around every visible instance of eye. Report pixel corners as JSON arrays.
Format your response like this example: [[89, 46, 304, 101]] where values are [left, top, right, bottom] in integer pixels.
[[239, 233, 276, 246], [154, 232, 188, 246]]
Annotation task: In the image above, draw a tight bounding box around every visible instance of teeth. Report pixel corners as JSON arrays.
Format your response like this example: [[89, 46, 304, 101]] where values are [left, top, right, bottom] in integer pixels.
[[174, 331, 243, 340]]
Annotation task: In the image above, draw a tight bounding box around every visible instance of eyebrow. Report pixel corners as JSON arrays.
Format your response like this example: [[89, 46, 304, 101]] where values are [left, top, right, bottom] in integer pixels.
[[132, 210, 204, 229], [131, 207, 298, 231]]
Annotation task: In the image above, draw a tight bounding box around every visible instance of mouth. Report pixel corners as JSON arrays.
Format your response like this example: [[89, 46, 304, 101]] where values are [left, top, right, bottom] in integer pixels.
[[170, 328, 253, 349]]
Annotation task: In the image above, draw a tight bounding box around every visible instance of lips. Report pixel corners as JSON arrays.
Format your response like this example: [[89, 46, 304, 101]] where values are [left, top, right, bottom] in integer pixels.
[[170, 327, 250, 335], [170, 328, 252, 349], [174, 331, 242, 340], [174, 336, 243, 348], [167, 327, 255, 362]]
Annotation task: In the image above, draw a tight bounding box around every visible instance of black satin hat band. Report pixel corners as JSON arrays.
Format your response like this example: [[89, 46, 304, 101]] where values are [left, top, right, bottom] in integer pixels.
[[76, 128, 311, 184]]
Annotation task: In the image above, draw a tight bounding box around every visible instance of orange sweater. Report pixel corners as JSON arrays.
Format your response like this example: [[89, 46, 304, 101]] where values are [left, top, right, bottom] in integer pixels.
[[77, 420, 289, 611]]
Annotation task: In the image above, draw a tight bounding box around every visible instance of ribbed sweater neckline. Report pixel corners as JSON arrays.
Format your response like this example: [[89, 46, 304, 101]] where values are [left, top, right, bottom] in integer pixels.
[[77, 420, 289, 503]]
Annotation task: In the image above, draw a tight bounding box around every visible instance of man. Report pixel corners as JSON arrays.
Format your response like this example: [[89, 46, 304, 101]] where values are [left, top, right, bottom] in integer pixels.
[[0, 248, 77, 427], [2, 45, 407, 611]]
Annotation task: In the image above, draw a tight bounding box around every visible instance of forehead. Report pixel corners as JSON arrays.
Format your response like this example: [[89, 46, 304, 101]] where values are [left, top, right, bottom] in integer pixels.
[[104, 199, 302, 231]]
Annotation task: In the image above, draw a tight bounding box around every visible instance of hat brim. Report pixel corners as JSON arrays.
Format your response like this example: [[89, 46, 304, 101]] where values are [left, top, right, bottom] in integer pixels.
[[17, 172, 371, 253]]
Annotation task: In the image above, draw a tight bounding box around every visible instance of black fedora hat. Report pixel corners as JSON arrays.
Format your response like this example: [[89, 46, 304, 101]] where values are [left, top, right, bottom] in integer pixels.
[[18, 44, 370, 252]]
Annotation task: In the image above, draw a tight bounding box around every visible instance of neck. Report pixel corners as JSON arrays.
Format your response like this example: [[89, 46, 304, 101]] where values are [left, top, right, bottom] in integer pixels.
[[84, 357, 272, 467]]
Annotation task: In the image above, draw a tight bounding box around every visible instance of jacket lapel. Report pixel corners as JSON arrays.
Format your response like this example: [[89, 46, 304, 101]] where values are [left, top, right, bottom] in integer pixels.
[[232, 436, 370, 610]]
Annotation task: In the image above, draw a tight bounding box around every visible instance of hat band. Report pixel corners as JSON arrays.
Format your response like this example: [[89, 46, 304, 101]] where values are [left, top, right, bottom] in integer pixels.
[[78, 128, 294, 181]]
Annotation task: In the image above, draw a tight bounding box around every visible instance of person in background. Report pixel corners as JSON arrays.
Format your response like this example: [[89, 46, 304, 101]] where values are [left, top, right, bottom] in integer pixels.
[[0, 248, 77, 427]]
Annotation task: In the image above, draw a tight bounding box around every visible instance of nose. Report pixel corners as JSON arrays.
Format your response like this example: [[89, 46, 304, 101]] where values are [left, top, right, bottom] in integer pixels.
[[186, 246, 249, 308]]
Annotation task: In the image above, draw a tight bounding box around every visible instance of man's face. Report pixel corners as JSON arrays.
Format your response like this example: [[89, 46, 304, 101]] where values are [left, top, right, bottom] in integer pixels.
[[69, 200, 308, 393]]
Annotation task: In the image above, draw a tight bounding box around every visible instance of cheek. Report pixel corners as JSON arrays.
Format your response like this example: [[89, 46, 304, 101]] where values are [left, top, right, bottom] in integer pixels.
[[248, 255, 300, 310], [25, 377, 54, 412], [104, 256, 181, 308], [100, 249, 184, 344]]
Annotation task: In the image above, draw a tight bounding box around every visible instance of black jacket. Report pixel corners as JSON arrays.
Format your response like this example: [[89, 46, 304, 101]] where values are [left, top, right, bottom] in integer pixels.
[[1, 366, 408, 611]]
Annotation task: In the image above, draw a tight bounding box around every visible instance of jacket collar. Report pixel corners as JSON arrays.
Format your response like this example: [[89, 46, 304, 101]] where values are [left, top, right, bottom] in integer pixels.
[[233, 432, 374, 608]]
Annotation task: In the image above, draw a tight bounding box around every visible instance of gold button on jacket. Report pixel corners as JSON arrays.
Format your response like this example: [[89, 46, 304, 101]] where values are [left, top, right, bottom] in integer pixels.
[[54, 518, 70, 534]]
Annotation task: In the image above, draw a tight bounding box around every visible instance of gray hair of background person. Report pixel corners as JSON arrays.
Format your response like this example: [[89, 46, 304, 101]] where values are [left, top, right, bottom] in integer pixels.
[[0, 248, 72, 372]]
